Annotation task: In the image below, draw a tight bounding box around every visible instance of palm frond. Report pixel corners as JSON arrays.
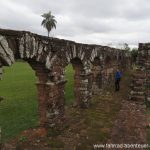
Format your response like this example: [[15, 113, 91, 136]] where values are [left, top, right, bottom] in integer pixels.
[[41, 19, 46, 25]]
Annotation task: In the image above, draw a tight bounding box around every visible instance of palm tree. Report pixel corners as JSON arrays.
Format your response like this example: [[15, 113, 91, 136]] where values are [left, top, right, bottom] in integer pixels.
[[41, 11, 57, 37]]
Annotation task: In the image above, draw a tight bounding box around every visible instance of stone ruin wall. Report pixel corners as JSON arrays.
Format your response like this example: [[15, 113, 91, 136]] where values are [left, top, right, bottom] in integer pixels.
[[129, 43, 150, 103], [124, 43, 150, 147], [138, 43, 150, 103], [0, 28, 131, 129]]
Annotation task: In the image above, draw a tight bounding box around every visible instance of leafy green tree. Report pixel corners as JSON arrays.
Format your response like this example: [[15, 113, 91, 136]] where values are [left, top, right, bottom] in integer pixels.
[[123, 43, 130, 51], [116, 43, 131, 50], [41, 11, 57, 37], [131, 48, 138, 63]]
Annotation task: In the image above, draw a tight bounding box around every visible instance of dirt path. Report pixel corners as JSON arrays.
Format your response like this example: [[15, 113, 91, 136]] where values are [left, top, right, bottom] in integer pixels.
[[107, 70, 148, 150], [107, 100, 147, 150]]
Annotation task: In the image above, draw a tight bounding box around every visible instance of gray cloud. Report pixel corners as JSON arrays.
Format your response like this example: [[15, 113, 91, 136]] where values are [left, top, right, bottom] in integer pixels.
[[0, 0, 150, 48]]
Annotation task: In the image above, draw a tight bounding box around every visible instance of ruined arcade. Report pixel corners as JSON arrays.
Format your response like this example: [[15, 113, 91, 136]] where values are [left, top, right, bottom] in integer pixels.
[[0, 28, 130, 129]]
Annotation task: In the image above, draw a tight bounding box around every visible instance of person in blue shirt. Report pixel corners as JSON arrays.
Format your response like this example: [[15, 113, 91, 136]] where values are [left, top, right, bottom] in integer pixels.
[[115, 69, 122, 91]]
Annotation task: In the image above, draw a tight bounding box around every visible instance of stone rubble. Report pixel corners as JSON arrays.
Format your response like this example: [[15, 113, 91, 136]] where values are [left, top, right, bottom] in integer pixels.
[[107, 100, 147, 150]]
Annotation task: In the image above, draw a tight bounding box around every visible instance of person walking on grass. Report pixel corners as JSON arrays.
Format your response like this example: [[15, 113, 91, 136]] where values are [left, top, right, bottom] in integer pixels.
[[115, 68, 122, 91]]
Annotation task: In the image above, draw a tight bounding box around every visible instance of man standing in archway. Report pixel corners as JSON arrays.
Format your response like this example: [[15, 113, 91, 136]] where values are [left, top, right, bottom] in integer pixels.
[[115, 68, 122, 91]]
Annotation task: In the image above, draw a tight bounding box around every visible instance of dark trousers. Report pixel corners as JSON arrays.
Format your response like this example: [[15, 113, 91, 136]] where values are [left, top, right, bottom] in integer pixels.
[[115, 78, 120, 91]]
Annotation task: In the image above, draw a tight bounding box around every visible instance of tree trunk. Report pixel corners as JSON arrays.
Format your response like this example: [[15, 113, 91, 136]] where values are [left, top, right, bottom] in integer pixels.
[[48, 32, 50, 38]]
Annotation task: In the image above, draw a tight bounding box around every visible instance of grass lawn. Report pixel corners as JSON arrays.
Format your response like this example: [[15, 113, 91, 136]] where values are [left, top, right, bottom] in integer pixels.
[[148, 128, 150, 149], [0, 62, 74, 142], [0, 62, 39, 142], [65, 65, 74, 105], [147, 108, 150, 150]]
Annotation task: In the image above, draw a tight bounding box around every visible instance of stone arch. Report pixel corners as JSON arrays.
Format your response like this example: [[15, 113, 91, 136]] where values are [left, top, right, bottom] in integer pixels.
[[0, 34, 61, 129], [70, 57, 90, 107], [18, 34, 67, 129], [62, 45, 86, 68], [47, 44, 93, 108], [51, 55, 92, 108]]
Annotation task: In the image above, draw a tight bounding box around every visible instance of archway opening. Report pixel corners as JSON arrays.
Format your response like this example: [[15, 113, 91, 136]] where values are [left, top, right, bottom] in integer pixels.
[[65, 64, 75, 105], [0, 60, 38, 142], [64, 57, 83, 106]]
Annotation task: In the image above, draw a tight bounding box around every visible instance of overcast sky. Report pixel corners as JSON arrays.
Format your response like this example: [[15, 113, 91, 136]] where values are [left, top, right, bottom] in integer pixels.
[[0, 0, 150, 48]]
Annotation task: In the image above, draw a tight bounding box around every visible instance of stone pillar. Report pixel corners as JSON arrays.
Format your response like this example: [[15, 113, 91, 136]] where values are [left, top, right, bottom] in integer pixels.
[[74, 69, 92, 108], [36, 82, 47, 126], [91, 59, 103, 95], [146, 58, 150, 104], [129, 71, 146, 103], [138, 43, 150, 105], [45, 80, 66, 129], [92, 66, 101, 94], [29, 61, 66, 129], [29, 62, 49, 127], [129, 43, 150, 104]]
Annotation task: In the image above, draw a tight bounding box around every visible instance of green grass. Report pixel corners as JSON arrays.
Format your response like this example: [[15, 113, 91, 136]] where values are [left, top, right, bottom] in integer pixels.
[[0, 62, 74, 142], [148, 129, 150, 150], [147, 108, 150, 150], [65, 65, 74, 105], [0, 62, 39, 142]]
